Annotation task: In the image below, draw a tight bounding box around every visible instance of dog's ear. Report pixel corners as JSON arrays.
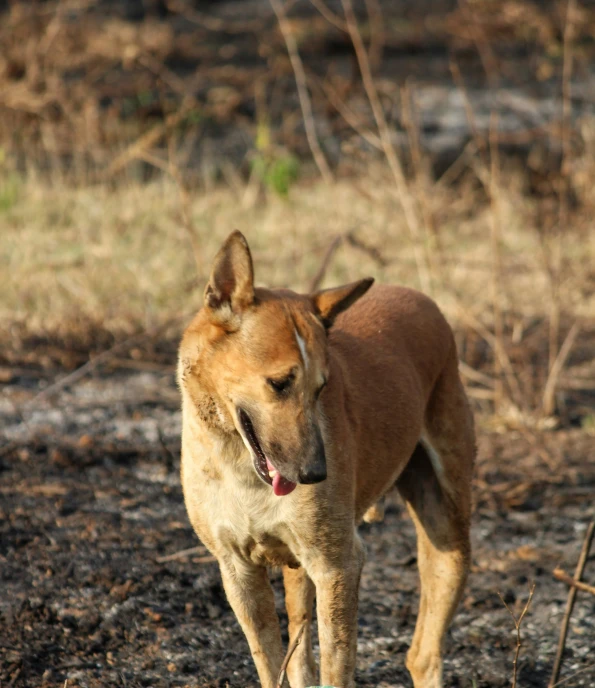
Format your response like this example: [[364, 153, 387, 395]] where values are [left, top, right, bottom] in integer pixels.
[[204, 231, 254, 329], [312, 277, 374, 328]]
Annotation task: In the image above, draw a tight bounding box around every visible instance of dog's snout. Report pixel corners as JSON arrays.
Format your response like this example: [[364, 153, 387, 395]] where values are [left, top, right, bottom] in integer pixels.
[[298, 430, 327, 484]]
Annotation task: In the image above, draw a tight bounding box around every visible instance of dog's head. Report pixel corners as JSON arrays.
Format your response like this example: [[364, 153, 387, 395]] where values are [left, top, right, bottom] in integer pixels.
[[179, 231, 373, 496]]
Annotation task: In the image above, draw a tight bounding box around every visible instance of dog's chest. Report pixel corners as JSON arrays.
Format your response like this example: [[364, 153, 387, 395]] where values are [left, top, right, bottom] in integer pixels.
[[197, 473, 302, 569]]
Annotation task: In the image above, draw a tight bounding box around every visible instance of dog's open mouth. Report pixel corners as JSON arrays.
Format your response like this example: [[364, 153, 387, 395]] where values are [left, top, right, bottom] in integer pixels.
[[237, 409, 297, 497]]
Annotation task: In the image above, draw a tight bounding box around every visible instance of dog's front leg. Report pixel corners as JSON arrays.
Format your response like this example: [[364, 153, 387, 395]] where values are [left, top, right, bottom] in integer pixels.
[[283, 565, 317, 688], [219, 558, 284, 688], [307, 536, 365, 688]]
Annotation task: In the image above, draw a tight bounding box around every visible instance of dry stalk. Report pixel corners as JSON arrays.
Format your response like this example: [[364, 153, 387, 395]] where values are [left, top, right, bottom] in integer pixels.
[[550, 662, 595, 687], [363, 0, 384, 72], [400, 83, 442, 279], [314, 74, 382, 150], [157, 546, 207, 564], [488, 110, 506, 411], [544, 0, 577, 414], [135, 148, 203, 277], [165, 0, 266, 33], [498, 583, 536, 688], [269, 0, 333, 184], [449, 60, 488, 166], [309, 235, 344, 291], [553, 568, 595, 596], [451, 19, 515, 413], [309, 0, 346, 31], [459, 361, 496, 389], [103, 99, 195, 180], [309, 231, 387, 291], [454, 303, 524, 409], [542, 322, 580, 416], [25, 315, 188, 408], [276, 622, 306, 688], [340, 0, 431, 293], [166, 134, 204, 277], [458, 0, 499, 88], [549, 520, 595, 687]]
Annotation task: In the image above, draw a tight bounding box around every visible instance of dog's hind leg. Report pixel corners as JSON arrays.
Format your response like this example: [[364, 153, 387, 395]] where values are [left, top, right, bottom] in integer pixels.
[[283, 565, 317, 688], [219, 560, 284, 688], [396, 359, 474, 688]]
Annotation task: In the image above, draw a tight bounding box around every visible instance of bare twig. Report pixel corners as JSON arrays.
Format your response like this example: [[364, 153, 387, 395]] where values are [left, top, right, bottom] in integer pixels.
[[549, 521, 595, 687], [488, 109, 506, 411], [269, 0, 333, 184], [547, 0, 577, 391], [309, 235, 343, 291], [156, 546, 207, 564], [345, 231, 388, 266], [401, 82, 441, 280], [103, 100, 196, 180], [364, 0, 384, 72], [498, 583, 536, 688], [449, 60, 488, 166], [542, 322, 580, 416], [195, 555, 218, 564], [553, 568, 595, 596], [550, 662, 595, 687], [309, 230, 387, 292], [276, 622, 306, 688], [315, 74, 382, 150], [25, 316, 187, 407], [459, 361, 496, 389], [309, 0, 346, 31], [340, 0, 430, 293], [165, 0, 268, 33], [454, 304, 524, 409]]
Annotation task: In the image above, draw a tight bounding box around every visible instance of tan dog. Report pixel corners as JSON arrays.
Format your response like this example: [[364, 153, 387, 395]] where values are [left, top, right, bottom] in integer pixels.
[[178, 231, 475, 688]]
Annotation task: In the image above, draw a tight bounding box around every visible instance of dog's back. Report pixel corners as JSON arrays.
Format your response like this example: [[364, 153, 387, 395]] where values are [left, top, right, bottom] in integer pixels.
[[321, 284, 466, 520]]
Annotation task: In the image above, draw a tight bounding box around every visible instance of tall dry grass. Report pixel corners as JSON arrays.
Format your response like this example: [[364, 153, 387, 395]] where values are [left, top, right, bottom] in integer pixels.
[[1, 0, 594, 426]]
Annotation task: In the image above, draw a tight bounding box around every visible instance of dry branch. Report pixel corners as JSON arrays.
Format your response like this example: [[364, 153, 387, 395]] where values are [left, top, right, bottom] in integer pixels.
[[25, 316, 187, 407], [309, 231, 387, 292], [309, 0, 347, 31], [340, 0, 431, 293], [269, 0, 333, 184], [157, 546, 207, 564], [553, 568, 595, 596], [548, 0, 577, 392], [309, 235, 343, 291], [498, 583, 536, 688], [103, 101, 196, 180], [276, 622, 306, 688], [549, 520, 595, 687], [542, 322, 580, 416]]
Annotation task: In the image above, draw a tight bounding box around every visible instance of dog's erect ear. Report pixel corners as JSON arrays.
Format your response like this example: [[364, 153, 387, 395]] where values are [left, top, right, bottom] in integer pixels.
[[312, 277, 374, 328], [204, 231, 254, 328]]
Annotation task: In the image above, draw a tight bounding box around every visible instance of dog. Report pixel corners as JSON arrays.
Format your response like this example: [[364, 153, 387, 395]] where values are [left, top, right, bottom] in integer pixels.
[[178, 231, 475, 688]]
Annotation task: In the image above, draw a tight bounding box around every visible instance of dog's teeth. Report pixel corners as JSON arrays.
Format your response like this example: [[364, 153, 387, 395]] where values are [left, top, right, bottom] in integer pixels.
[[268, 469, 277, 479]]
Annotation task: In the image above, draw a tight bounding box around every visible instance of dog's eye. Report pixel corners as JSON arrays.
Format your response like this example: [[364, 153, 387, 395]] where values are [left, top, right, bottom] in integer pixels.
[[315, 378, 327, 399], [267, 374, 294, 394]]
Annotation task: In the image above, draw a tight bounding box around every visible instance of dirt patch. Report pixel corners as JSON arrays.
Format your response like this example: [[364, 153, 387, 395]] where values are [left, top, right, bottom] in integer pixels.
[[1, 365, 595, 688]]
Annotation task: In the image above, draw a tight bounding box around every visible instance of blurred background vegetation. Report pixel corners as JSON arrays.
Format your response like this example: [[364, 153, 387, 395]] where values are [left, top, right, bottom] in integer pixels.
[[1, 0, 594, 426]]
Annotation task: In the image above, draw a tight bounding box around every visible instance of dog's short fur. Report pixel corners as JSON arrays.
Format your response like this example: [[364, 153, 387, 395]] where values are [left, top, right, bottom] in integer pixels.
[[178, 231, 475, 688]]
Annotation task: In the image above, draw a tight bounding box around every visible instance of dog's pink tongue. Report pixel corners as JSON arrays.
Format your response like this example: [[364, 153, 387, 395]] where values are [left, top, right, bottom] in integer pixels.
[[272, 472, 297, 496], [266, 458, 296, 496]]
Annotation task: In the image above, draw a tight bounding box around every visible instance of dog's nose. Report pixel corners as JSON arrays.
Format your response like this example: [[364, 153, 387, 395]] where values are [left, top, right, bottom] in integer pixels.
[[298, 459, 327, 484]]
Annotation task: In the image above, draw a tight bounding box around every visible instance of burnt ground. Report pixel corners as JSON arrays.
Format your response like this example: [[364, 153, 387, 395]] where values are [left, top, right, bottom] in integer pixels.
[[1, 361, 595, 688]]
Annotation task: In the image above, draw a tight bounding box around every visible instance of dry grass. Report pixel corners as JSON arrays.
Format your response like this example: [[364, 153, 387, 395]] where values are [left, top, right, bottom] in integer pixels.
[[1, 0, 594, 426], [2, 165, 594, 423], [1, 168, 592, 336]]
